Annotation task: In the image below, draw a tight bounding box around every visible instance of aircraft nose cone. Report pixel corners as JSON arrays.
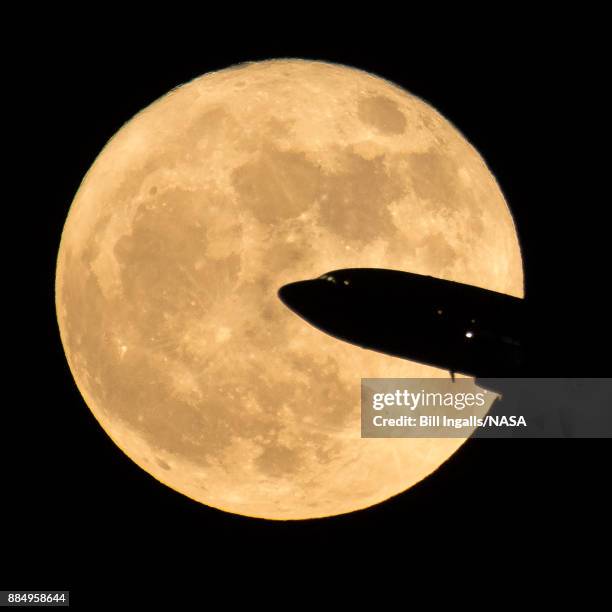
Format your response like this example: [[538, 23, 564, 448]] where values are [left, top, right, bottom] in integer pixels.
[[278, 273, 360, 344], [277, 278, 342, 329], [277, 280, 317, 312]]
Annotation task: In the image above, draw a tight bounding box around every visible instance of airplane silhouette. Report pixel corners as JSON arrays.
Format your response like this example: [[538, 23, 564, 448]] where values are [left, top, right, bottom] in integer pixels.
[[278, 268, 527, 379], [278, 269, 611, 437]]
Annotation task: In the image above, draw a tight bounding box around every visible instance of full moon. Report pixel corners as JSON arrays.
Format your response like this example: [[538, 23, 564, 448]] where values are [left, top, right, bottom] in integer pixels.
[[56, 59, 523, 520]]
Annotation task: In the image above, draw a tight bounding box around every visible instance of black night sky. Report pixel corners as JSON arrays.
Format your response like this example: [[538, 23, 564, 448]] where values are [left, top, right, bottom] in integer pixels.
[[4, 14, 609, 605]]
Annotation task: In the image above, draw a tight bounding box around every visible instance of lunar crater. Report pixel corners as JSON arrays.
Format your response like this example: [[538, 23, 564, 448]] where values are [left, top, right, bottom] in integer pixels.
[[358, 94, 407, 135]]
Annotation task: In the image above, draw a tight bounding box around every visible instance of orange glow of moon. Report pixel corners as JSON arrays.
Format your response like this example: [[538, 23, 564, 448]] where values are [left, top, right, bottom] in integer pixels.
[[55, 59, 523, 520]]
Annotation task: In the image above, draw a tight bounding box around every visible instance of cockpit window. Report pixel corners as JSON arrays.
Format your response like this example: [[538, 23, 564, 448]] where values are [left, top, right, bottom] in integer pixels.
[[319, 274, 337, 284], [318, 272, 352, 286]]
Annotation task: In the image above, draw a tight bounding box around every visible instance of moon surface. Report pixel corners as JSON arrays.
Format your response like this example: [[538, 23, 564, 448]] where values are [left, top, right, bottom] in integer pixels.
[[56, 59, 523, 520]]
